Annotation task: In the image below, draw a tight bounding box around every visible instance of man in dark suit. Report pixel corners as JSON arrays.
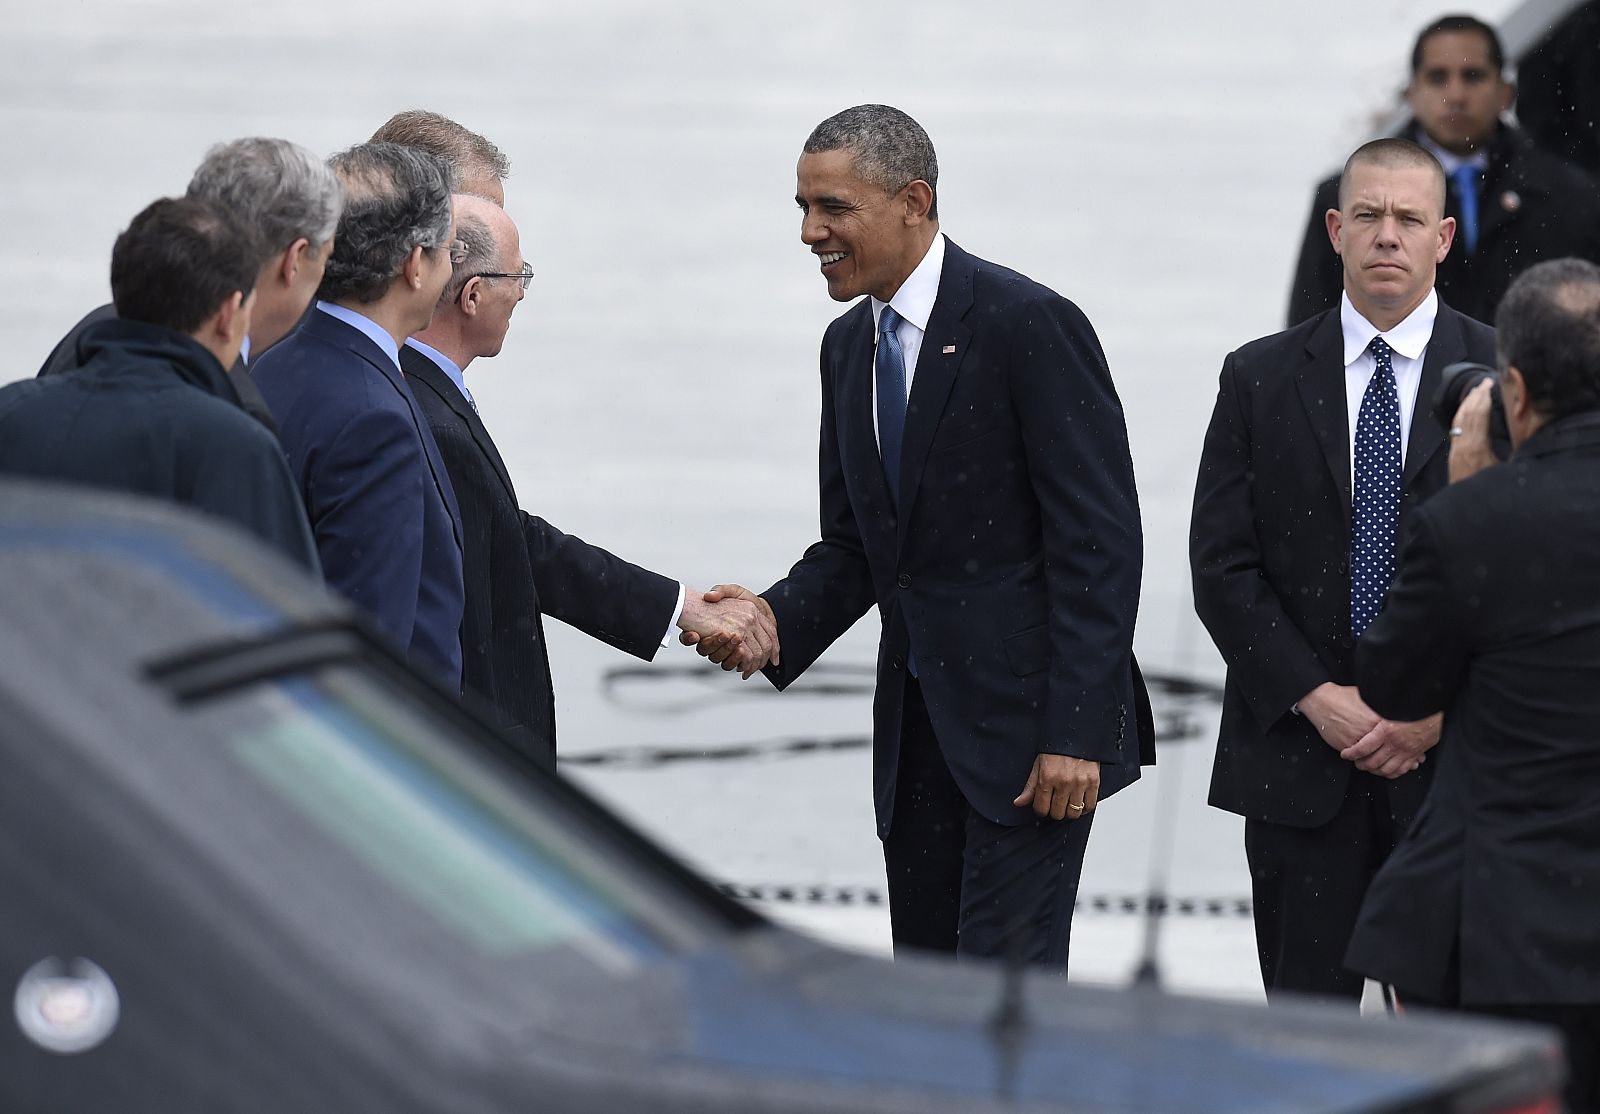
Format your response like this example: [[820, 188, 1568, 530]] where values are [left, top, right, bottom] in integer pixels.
[[402, 194, 776, 764], [700, 105, 1150, 969], [0, 197, 316, 571], [1287, 14, 1600, 327], [1193, 138, 1497, 1002], [1347, 258, 1600, 1113], [37, 138, 343, 433], [253, 143, 466, 687]]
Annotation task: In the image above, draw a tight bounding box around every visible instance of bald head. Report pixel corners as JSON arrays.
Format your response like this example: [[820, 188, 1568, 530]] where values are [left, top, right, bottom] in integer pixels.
[[1338, 137, 1446, 213], [415, 193, 525, 366]]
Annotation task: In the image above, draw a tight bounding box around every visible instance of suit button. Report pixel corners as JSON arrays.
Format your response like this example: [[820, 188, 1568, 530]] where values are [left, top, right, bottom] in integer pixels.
[[1337, 557, 1349, 574], [897, 573, 912, 589], [1341, 636, 1354, 649], [891, 657, 904, 670]]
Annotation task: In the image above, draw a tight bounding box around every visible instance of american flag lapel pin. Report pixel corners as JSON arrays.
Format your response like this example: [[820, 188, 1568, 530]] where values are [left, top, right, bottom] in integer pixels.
[[942, 344, 956, 354]]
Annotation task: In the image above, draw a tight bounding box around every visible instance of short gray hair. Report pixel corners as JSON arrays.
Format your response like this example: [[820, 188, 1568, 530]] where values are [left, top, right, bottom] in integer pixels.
[[442, 209, 497, 302], [319, 142, 454, 305], [804, 104, 939, 221], [187, 137, 343, 254]]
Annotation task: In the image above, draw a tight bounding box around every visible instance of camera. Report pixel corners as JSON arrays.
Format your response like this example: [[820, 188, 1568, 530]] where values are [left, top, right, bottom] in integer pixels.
[[1432, 361, 1510, 447]]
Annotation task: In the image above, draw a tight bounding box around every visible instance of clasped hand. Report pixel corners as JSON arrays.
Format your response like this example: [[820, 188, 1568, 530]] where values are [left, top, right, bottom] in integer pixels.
[[1299, 682, 1440, 778], [678, 583, 780, 679]]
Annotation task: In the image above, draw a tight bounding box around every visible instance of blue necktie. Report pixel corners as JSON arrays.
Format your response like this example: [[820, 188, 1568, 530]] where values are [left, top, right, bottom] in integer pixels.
[[1351, 336, 1402, 637], [1451, 164, 1481, 255], [875, 305, 907, 504]]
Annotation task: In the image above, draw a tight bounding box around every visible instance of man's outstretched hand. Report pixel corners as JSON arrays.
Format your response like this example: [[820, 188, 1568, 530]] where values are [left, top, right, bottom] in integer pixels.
[[678, 583, 780, 679]]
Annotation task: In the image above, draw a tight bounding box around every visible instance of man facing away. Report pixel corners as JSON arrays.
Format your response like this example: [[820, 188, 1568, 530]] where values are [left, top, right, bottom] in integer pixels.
[[696, 105, 1152, 969], [1347, 258, 1600, 1113], [1192, 138, 1497, 1002], [252, 142, 467, 687], [403, 193, 775, 765], [38, 138, 343, 432], [1287, 14, 1600, 327], [0, 197, 317, 570]]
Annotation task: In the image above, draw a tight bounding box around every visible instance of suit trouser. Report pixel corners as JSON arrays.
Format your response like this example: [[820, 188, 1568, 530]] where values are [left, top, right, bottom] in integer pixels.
[[882, 679, 1093, 971], [1244, 771, 1407, 1002]]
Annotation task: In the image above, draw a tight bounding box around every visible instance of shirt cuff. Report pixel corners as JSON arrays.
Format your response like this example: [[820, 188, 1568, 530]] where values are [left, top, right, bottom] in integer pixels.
[[659, 582, 687, 649]]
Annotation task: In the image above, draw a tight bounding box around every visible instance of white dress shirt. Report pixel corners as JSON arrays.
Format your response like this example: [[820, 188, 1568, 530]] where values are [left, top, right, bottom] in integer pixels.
[[1340, 289, 1437, 486], [869, 232, 947, 448]]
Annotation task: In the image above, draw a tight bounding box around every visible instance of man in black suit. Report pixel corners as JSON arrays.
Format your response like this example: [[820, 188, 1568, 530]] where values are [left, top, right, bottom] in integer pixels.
[[37, 138, 343, 432], [402, 194, 776, 764], [1192, 138, 1497, 1002], [1347, 258, 1600, 1113], [700, 105, 1150, 969], [1287, 14, 1600, 327]]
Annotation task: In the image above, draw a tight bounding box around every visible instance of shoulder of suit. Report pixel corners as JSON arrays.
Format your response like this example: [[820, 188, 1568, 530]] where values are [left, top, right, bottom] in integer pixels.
[[1227, 307, 1331, 367]]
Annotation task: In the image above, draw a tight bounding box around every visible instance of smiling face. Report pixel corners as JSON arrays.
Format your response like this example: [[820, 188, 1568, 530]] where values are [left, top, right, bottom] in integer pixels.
[[795, 147, 934, 303], [1406, 29, 1512, 156], [1328, 159, 1455, 329]]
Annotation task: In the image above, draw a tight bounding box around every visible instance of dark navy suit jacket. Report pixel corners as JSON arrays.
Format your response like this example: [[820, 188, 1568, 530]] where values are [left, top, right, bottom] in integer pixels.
[[252, 308, 465, 686], [763, 240, 1152, 837], [401, 343, 678, 765]]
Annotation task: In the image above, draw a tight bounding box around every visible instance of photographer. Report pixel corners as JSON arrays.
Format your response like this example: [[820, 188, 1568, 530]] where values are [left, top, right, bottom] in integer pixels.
[[1346, 258, 1600, 1113]]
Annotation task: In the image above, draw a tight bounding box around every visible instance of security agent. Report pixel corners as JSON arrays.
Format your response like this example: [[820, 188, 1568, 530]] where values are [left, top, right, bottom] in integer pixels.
[[0, 197, 318, 570], [1288, 14, 1600, 327], [1346, 258, 1600, 1114]]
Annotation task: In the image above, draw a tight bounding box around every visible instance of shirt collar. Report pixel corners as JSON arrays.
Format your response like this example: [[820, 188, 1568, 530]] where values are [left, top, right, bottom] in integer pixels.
[[315, 300, 401, 371], [1415, 130, 1489, 174], [239, 335, 251, 365], [870, 232, 946, 332], [404, 338, 468, 397], [1340, 288, 1438, 366]]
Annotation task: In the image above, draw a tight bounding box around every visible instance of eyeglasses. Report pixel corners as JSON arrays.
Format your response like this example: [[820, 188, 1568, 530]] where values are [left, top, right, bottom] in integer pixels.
[[471, 262, 534, 291], [444, 238, 469, 265]]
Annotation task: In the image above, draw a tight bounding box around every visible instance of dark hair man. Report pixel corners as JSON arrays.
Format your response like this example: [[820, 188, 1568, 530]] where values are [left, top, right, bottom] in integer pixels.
[[401, 193, 773, 765], [0, 198, 317, 569], [1192, 138, 1498, 1003], [371, 110, 509, 205], [37, 138, 343, 432], [1287, 14, 1600, 327], [692, 105, 1153, 969], [251, 142, 467, 686], [1347, 258, 1600, 1112]]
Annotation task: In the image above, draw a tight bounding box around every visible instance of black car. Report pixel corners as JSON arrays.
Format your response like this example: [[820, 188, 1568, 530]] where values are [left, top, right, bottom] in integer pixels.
[[0, 481, 1563, 1113]]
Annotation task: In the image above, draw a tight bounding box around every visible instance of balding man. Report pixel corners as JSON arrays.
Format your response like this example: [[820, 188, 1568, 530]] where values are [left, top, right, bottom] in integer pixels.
[[1192, 138, 1497, 1003], [403, 195, 774, 765], [253, 143, 466, 686], [39, 138, 343, 432], [372, 110, 508, 204]]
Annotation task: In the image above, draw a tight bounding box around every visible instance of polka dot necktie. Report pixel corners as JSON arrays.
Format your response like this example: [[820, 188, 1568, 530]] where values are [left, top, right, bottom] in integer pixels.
[[875, 305, 907, 506], [1351, 335, 1401, 637]]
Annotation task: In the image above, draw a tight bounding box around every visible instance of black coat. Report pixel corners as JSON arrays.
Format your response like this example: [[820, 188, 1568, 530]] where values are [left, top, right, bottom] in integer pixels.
[[1191, 302, 1495, 827], [1287, 124, 1600, 327], [762, 240, 1152, 837], [1346, 411, 1600, 1004], [0, 319, 317, 570], [401, 344, 678, 765], [38, 304, 279, 434]]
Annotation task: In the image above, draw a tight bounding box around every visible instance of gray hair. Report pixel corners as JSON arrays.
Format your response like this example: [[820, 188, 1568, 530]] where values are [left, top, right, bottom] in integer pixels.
[[804, 104, 939, 221], [319, 142, 454, 305], [1496, 257, 1600, 420], [442, 209, 497, 302], [187, 137, 343, 254], [371, 109, 510, 194]]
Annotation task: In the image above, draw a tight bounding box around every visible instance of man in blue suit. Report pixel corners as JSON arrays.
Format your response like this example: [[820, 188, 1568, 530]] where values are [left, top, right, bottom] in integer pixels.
[[698, 106, 1152, 968], [253, 142, 466, 687]]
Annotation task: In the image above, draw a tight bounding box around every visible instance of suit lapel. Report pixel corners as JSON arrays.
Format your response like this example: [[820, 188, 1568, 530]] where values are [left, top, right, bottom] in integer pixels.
[[895, 243, 974, 551], [1403, 305, 1464, 490], [402, 346, 519, 505], [1294, 309, 1353, 520]]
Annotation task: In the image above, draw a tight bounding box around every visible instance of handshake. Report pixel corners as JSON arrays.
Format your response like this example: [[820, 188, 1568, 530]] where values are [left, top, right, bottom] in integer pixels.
[[676, 583, 780, 679]]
